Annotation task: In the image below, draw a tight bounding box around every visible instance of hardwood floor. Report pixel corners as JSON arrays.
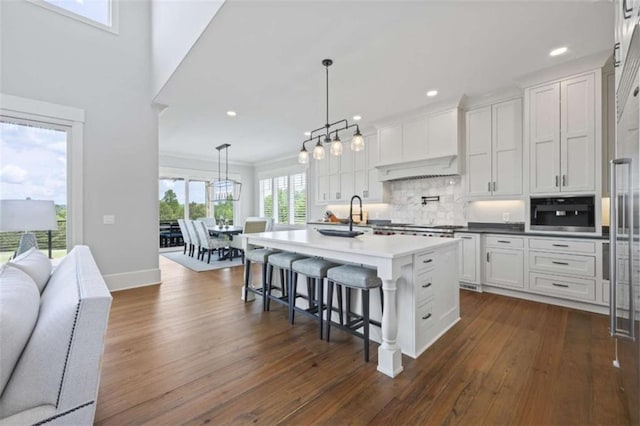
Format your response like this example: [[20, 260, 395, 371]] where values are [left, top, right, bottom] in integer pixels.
[[95, 255, 631, 425]]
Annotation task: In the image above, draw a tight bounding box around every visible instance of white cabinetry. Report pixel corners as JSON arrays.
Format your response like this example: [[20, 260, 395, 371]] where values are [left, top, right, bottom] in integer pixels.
[[397, 244, 459, 358], [316, 133, 388, 205], [614, 0, 640, 86], [377, 107, 460, 167], [455, 233, 481, 291], [527, 72, 596, 194], [466, 98, 522, 197], [484, 236, 525, 289]]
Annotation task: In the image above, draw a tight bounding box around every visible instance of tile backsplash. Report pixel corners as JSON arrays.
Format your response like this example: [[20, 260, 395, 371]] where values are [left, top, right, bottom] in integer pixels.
[[389, 176, 467, 225]]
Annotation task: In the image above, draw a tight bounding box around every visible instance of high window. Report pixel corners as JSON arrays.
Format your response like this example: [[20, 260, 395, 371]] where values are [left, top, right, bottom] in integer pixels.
[[0, 119, 69, 261], [30, 0, 116, 32], [259, 172, 307, 225]]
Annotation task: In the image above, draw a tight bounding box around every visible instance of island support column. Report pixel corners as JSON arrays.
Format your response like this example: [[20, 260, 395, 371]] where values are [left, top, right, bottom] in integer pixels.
[[377, 276, 403, 377]]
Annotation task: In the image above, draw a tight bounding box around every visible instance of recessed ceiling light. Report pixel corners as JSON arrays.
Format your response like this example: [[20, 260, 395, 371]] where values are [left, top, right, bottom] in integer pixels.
[[426, 90, 438, 97], [226, 110, 237, 117], [353, 115, 362, 121], [304, 131, 311, 136], [549, 46, 568, 57]]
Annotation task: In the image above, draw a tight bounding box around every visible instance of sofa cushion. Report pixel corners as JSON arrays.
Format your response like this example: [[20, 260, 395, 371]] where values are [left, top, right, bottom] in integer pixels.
[[8, 248, 52, 293], [0, 265, 40, 396]]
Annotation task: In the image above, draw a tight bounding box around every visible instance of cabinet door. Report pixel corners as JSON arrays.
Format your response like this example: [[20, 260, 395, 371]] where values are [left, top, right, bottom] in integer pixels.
[[529, 83, 561, 193], [329, 173, 341, 201], [485, 248, 524, 288], [365, 134, 384, 201], [328, 150, 341, 175], [427, 108, 458, 158], [316, 175, 329, 203], [465, 106, 493, 196], [492, 98, 523, 196], [378, 125, 403, 165], [458, 234, 480, 284], [560, 73, 595, 192], [402, 116, 428, 161], [340, 169, 354, 201]]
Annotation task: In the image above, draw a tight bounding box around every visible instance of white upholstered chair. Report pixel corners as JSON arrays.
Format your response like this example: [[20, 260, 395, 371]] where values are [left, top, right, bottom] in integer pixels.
[[177, 219, 193, 256], [229, 217, 273, 263], [193, 220, 228, 263]]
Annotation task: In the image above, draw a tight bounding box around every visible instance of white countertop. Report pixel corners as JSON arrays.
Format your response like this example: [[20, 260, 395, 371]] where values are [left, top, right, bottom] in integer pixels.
[[246, 229, 459, 259]]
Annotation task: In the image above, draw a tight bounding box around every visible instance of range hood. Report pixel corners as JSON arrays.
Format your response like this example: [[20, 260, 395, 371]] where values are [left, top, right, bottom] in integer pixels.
[[376, 155, 459, 182]]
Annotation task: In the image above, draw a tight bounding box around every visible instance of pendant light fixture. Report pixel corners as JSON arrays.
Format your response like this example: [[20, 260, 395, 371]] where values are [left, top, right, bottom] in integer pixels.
[[298, 59, 364, 164], [212, 143, 242, 202]]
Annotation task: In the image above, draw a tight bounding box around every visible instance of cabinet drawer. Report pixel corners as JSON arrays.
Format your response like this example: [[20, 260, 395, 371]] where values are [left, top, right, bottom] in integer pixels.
[[415, 271, 434, 303], [528, 238, 596, 254], [415, 251, 438, 273], [529, 272, 596, 302], [485, 235, 524, 248], [528, 251, 596, 277]]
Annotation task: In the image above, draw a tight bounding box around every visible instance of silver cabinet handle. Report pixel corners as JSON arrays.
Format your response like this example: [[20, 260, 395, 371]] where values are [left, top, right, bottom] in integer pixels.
[[422, 313, 432, 320], [497, 240, 511, 244], [610, 157, 635, 340], [562, 175, 567, 187], [552, 283, 569, 288], [486, 252, 490, 262], [555, 176, 559, 187], [552, 244, 569, 248], [487, 182, 491, 192], [421, 283, 432, 288], [460, 236, 473, 239], [552, 261, 569, 266], [423, 259, 433, 264], [492, 181, 496, 192]]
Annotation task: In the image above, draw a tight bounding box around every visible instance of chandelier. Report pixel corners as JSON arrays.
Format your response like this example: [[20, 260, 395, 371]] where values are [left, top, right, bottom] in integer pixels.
[[298, 59, 364, 164], [212, 143, 242, 202]]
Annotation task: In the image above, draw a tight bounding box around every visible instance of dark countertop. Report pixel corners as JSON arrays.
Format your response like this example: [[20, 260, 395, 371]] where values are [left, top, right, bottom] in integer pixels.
[[455, 222, 609, 240]]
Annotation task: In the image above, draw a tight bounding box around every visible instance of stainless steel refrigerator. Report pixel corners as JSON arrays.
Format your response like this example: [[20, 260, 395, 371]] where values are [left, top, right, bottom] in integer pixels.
[[611, 22, 640, 425]]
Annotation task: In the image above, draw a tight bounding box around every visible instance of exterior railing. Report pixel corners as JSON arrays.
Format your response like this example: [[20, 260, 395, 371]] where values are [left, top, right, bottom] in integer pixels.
[[0, 220, 67, 258]]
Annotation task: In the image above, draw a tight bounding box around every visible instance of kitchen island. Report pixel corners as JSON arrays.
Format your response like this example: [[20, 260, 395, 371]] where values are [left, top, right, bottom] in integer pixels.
[[244, 229, 460, 378]]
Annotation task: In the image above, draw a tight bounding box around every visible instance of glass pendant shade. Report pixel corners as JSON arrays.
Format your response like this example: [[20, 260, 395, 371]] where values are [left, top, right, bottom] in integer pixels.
[[313, 142, 325, 160], [298, 148, 309, 164], [330, 135, 343, 156], [351, 131, 365, 152]]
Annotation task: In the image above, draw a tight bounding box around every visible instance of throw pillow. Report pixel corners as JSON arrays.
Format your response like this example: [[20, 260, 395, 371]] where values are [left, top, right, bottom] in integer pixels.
[[0, 264, 40, 395], [8, 247, 52, 293]]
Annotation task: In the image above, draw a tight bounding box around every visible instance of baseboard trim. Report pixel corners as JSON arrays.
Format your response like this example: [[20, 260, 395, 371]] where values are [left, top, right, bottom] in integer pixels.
[[103, 268, 161, 292]]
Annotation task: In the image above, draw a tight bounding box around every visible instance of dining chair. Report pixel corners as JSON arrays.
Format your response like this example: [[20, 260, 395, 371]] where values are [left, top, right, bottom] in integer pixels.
[[177, 219, 193, 255], [194, 220, 228, 263], [229, 217, 270, 263]]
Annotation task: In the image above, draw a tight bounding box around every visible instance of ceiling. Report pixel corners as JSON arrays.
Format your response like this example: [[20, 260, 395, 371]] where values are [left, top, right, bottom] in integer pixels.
[[156, 0, 613, 165]]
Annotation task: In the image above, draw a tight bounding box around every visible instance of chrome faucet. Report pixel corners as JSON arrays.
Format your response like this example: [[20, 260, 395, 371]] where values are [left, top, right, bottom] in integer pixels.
[[349, 195, 363, 232]]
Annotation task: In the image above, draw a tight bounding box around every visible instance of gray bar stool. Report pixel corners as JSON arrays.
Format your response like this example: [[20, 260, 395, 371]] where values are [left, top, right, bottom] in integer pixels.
[[326, 265, 383, 362], [290, 257, 339, 339], [265, 252, 307, 312], [243, 248, 279, 311]]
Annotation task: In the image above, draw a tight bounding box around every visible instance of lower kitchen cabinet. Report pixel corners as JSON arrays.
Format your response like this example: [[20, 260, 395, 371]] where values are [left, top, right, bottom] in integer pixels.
[[485, 247, 524, 289], [456, 232, 609, 314], [455, 232, 481, 291]]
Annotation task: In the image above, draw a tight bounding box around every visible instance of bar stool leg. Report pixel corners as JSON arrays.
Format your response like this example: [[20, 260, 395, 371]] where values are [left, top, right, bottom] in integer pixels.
[[243, 260, 251, 302], [363, 289, 370, 362], [337, 284, 344, 326], [289, 271, 297, 324], [317, 277, 324, 340], [326, 280, 334, 342]]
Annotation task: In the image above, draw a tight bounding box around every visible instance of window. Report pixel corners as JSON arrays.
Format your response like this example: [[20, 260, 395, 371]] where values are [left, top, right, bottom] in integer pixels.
[[0, 119, 69, 261], [259, 172, 306, 225], [159, 178, 185, 221], [188, 180, 207, 220], [29, 0, 117, 32]]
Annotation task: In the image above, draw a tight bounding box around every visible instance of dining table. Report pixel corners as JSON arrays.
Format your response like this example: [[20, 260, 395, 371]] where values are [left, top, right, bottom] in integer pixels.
[[207, 225, 244, 260]]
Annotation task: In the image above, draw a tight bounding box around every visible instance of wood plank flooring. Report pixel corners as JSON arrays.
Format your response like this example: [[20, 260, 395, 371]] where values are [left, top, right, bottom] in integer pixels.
[[94, 255, 631, 425]]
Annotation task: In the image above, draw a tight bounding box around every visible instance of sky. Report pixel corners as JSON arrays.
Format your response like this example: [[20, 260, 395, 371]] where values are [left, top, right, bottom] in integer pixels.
[[44, 0, 111, 26], [159, 178, 207, 204], [0, 121, 67, 205]]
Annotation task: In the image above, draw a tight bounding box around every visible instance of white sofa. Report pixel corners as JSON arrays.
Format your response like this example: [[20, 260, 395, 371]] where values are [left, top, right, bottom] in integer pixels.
[[0, 246, 112, 425]]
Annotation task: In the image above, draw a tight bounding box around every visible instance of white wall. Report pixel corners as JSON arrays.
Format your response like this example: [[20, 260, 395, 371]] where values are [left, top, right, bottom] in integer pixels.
[[151, 0, 224, 98], [1, 0, 160, 290], [159, 154, 254, 223]]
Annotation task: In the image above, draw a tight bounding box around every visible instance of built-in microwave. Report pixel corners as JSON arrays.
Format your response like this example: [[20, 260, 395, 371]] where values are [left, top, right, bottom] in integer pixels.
[[530, 196, 595, 232]]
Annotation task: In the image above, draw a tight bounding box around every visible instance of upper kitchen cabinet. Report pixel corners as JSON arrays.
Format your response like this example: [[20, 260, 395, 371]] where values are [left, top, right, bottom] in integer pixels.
[[614, 0, 640, 87], [527, 71, 599, 194], [376, 106, 461, 167], [466, 98, 523, 197], [354, 133, 390, 202]]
